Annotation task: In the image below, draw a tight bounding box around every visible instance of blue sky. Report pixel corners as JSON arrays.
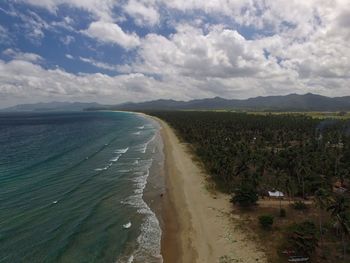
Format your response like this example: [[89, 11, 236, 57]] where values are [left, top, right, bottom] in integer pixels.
[[0, 0, 349, 107]]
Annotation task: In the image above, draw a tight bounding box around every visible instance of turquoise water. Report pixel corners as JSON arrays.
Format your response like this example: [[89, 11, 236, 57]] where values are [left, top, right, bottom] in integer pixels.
[[0, 111, 163, 263]]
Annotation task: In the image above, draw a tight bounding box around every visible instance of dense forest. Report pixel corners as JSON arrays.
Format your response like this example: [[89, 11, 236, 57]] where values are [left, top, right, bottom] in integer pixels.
[[148, 111, 350, 262]]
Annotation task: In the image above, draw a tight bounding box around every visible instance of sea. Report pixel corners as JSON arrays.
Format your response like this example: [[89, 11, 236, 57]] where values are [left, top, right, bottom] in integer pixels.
[[0, 111, 165, 263]]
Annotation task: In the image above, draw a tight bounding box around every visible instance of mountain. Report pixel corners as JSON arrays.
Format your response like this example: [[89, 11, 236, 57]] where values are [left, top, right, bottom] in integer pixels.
[[1, 102, 104, 112], [3, 94, 350, 112], [103, 93, 350, 111]]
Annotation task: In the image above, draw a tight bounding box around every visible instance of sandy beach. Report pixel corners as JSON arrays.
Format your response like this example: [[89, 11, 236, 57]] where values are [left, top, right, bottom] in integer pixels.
[[151, 116, 267, 263]]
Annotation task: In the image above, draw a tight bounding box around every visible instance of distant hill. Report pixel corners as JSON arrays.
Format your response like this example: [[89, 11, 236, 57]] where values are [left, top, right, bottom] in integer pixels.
[[1, 102, 104, 112], [3, 94, 350, 112], [100, 93, 350, 112]]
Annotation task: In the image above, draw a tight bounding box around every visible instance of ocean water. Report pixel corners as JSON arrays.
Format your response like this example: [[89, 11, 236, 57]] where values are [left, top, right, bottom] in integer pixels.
[[0, 111, 164, 263]]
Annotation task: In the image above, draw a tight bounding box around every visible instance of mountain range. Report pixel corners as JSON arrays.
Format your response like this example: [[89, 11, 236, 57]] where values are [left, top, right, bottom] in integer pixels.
[[103, 93, 350, 112], [2, 94, 350, 112], [0, 102, 102, 112]]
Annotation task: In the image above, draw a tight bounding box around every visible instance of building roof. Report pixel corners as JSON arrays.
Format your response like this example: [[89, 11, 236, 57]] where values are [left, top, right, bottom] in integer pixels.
[[268, 191, 284, 197]]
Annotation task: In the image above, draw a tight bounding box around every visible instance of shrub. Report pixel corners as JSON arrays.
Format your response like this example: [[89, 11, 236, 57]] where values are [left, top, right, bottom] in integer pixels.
[[292, 201, 307, 210], [286, 221, 318, 256], [280, 208, 286, 217], [231, 184, 258, 207], [259, 215, 274, 229]]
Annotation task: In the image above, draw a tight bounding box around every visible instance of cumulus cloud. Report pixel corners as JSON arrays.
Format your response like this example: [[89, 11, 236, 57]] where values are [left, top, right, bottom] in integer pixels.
[[0, 58, 200, 108], [82, 21, 140, 49], [124, 0, 160, 26], [131, 24, 272, 79], [1, 0, 350, 107]]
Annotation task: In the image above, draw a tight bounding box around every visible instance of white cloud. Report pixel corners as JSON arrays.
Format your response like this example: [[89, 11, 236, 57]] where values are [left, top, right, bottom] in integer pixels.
[[65, 54, 74, 60], [60, 35, 75, 45], [124, 0, 160, 26], [0, 25, 12, 45], [0, 58, 194, 108], [51, 16, 75, 31], [82, 20, 140, 49], [19, 0, 118, 21], [130, 24, 279, 78], [79, 57, 119, 71], [2, 49, 44, 63], [2, 0, 350, 107]]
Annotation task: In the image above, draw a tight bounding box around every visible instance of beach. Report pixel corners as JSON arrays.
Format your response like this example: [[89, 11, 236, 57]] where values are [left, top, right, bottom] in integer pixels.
[[150, 116, 267, 263]]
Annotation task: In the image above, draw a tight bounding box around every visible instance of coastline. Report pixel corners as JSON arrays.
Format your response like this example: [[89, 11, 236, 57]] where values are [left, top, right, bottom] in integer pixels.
[[146, 114, 267, 263]]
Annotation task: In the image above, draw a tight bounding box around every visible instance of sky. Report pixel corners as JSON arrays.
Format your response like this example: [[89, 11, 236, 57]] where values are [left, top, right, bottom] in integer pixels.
[[0, 0, 349, 108]]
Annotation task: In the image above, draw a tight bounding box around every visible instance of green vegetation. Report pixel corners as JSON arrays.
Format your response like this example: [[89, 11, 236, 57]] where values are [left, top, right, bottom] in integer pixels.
[[279, 208, 286, 217], [149, 111, 350, 262], [292, 201, 308, 210], [259, 215, 274, 229], [150, 111, 350, 195], [231, 182, 258, 207], [286, 221, 318, 257]]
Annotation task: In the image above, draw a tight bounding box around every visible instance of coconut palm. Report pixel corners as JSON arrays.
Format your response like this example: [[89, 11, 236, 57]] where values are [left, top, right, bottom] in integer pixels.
[[314, 188, 330, 242], [327, 195, 350, 258]]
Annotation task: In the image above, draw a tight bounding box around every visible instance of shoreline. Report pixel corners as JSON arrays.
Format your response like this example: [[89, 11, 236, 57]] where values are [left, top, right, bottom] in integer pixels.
[[146, 114, 267, 263]]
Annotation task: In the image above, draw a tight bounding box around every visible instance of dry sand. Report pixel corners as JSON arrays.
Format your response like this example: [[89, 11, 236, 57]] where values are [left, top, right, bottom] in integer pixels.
[[152, 116, 267, 263]]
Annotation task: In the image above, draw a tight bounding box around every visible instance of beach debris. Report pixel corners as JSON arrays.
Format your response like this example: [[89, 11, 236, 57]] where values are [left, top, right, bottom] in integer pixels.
[[123, 222, 132, 229]]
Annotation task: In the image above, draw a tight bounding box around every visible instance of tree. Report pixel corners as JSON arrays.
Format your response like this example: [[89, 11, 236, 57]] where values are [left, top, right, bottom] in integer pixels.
[[286, 221, 318, 257], [314, 188, 330, 242], [231, 182, 258, 207], [259, 215, 274, 229], [327, 195, 350, 259]]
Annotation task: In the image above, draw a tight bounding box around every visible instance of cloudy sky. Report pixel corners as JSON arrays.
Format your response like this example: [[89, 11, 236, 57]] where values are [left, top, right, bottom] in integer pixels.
[[0, 0, 349, 107]]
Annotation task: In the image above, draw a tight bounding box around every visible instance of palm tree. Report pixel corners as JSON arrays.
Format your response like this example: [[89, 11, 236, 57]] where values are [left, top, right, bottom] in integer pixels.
[[314, 188, 329, 242], [327, 195, 350, 259]]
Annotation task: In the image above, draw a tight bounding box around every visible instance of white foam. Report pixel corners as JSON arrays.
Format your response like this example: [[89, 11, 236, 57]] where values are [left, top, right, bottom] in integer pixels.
[[145, 135, 156, 152], [94, 167, 107, 171], [133, 131, 141, 135], [122, 158, 163, 263], [115, 147, 129, 154], [118, 169, 131, 173], [133, 135, 156, 154], [94, 163, 112, 171], [134, 143, 147, 154], [110, 155, 121, 162], [137, 125, 145, 130]]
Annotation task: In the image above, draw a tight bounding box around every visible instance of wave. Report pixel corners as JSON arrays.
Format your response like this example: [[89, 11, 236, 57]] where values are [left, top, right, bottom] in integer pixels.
[[127, 255, 134, 263], [144, 135, 156, 153], [133, 134, 156, 154], [110, 155, 121, 162], [122, 158, 163, 263], [94, 163, 112, 171], [137, 125, 145, 130], [134, 143, 147, 154], [115, 147, 129, 154], [133, 131, 141, 135], [117, 169, 131, 173]]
